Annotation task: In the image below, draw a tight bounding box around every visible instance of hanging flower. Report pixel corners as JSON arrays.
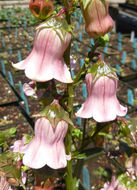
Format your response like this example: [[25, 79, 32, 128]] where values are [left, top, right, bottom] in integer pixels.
[[23, 81, 44, 98], [12, 18, 73, 84], [13, 100, 72, 169], [81, 0, 114, 38], [14, 118, 70, 169], [29, 0, 54, 20], [0, 175, 10, 190], [75, 63, 127, 122], [101, 176, 126, 190]]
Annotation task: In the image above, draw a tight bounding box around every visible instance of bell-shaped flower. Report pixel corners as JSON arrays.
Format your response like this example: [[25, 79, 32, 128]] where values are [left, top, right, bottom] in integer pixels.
[[29, 0, 54, 20], [21, 118, 70, 169], [76, 62, 127, 122], [13, 100, 72, 169], [12, 18, 73, 84], [101, 176, 126, 190], [81, 0, 114, 38], [0, 175, 10, 190]]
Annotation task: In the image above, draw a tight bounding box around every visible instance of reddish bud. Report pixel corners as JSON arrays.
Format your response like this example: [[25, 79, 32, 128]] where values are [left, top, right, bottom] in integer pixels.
[[29, 0, 54, 20]]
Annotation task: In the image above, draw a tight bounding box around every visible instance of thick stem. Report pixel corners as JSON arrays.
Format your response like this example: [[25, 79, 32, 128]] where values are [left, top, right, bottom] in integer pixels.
[[63, 1, 75, 189], [65, 83, 75, 190]]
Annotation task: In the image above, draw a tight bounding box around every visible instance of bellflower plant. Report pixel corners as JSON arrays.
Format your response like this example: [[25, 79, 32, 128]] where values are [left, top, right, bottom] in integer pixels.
[[6, 0, 136, 189]]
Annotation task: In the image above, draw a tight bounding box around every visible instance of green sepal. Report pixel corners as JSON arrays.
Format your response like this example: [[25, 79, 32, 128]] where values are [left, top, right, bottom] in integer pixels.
[[88, 60, 118, 83], [36, 17, 73, 41], [97, 34, 109, 47], [81, 0, 92, 9], [34, 100, 74, 128]]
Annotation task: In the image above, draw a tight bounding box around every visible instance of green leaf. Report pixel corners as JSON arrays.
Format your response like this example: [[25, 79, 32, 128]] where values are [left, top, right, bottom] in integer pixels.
[[72, 128, 83, 140], [119, 122, 130, 136], [81, 147, 104, 160], [73, 153, 87, 159], [119, 141, 137, 157], [81, 0, 92, 9], [9, 127, 16, 135], [98, 132, 113, 139]]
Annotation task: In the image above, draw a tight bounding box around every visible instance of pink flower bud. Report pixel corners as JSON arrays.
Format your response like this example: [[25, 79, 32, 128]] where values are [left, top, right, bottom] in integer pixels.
[[14, 117, 70, 169], [12, 19, 73, 83], [23, 81, 44, 98], [76, 73, 127, 122], [81, 0, 114, 38]]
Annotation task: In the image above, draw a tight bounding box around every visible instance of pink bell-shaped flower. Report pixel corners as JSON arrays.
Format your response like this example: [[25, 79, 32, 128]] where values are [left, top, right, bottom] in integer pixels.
[[12, 18, 73, 83], [101, 176, 126, 190], [81, 0, 114, 38], [76, 73, 127, 122], [14, 117, 70, 169]]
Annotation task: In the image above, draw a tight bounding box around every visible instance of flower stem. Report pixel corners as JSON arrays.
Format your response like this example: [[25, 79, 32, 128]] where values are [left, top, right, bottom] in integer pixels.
[[63, 1, 75, 189]]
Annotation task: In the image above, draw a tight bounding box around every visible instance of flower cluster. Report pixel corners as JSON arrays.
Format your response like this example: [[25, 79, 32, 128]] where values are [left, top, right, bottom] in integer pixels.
[[11, 0, 127, 176]]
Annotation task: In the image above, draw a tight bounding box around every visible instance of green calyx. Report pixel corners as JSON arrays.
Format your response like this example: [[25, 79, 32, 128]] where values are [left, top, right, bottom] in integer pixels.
[[97, 34, 109, 47], [88, 60, 118, 83], [34, 99, 73, 128], [81, 0, 92, 10], [36, 17, 73, 40]]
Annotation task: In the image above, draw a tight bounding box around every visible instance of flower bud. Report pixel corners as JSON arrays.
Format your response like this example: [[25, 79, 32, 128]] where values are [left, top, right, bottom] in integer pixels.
[[81, 0, 114, 38], [29, 0, 54, 20]]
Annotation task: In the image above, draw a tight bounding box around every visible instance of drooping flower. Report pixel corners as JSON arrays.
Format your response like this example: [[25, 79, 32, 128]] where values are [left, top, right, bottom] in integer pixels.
[[81, 0, 114, 38], [12, 18, 73, 84], [101, 176, 126, 190], [0, 175, 10, 190], [17, 118, 70, 169], [29, 0, 54, 20], [13, 99, 72, 169], [75, 73, 127, 122]]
